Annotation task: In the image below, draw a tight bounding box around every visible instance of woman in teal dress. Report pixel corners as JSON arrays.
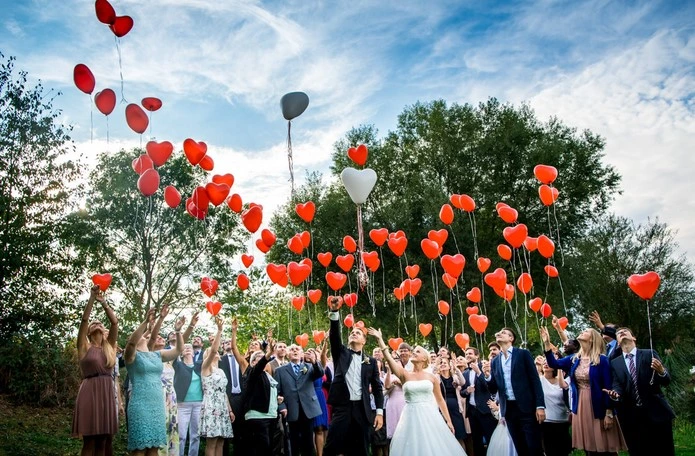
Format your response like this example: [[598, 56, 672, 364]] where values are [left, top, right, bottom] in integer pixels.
[[124, 308, 185, 456]]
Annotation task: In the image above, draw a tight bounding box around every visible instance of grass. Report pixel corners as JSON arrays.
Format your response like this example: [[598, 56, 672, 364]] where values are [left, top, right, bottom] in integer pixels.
[[1, 394, 694, 455]]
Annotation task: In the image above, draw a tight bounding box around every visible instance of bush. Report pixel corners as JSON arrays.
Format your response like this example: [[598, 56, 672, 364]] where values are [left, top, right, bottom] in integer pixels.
[[0, 335, 81, 407]]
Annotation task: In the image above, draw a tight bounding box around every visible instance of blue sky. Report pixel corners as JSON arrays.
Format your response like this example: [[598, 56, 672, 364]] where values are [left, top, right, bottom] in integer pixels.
[[2, 0, 695, 260]]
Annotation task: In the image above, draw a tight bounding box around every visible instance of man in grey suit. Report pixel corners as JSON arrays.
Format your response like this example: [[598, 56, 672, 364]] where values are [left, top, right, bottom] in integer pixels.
[[275, 344, 324, 456]]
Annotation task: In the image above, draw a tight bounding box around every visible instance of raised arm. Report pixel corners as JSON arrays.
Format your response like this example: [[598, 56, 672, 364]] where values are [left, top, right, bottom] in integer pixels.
[[551, 315, 569, 344], [78, 285, 100, 358], [161, 316, 186, 362], [327, 297, 344, 363], [148, 303, 169, 351], [230, 317, 249, 373], [125, 308, 156, 365], [367, 328, 406, 384], [182, 311, 199, 342], [96, 293, 119, 349], [319, 341, 329, 367], [202, 317, 223, 375]]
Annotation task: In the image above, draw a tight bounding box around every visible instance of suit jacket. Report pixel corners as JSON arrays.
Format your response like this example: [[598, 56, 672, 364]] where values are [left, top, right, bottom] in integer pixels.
[[462, 365, 494, 415], [486, 347, 545, 417], [274, 360, 323, 422], [606, 340, 623, 361], [545, 350, 612, 419], [326, 316, 384, 419], [243, 356, 273, 415], [172, 358, 203, 401], [610, 348, 675, 423], [220, 352, 243, 397]]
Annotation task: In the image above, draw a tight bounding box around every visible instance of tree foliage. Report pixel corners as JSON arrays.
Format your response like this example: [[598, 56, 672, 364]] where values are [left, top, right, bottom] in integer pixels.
[[270, 99, 622, 350], [0, 54, 82, 340]]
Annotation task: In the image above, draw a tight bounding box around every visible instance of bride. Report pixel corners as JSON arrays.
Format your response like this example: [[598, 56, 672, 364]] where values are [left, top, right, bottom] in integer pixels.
[[368, 328, 467, 456]]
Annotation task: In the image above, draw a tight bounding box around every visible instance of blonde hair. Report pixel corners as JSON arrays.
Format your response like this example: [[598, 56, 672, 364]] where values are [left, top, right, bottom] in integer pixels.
[[410, 345, 429, 369], [574, 328, 605, 366], [88, 322, 116, 369]]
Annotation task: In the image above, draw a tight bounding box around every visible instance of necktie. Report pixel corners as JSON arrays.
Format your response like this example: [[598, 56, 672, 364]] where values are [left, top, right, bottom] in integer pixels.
[[230, 356, 239, 389], [293, 363, 301, 376], [627, 354, 643, 406]]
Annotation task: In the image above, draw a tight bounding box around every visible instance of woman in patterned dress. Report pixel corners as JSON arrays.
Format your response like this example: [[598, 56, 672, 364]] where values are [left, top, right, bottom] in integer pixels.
[[200, 317, 234, 456], [73, 285, 119, 456], [125, 308, 185, 456]]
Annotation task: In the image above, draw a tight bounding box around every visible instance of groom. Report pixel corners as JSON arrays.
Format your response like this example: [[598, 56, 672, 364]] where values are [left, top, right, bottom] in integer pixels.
[[324, 297, 384, 456]]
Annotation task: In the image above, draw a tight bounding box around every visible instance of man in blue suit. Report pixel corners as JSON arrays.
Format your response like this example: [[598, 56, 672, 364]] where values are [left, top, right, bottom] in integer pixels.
[[485, 327, 545, 456]]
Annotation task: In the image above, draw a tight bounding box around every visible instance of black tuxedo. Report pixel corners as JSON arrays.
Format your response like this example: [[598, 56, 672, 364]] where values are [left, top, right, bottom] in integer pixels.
[[486, 347, 545, 456], [220, 353, 246, 456], [462, 365, 497, 455], [324, 314, 384, 456], [610, 348, 675, 456]]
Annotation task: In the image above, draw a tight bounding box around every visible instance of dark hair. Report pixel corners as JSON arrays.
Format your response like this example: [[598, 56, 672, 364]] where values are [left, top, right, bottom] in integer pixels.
[[501, 327, 517, 343], [398, 342, 412, 351], [617, 327, 635, 337], [487, 342, 500, 350], [466, 347, 480, 356], [563, 339, 580, 355]]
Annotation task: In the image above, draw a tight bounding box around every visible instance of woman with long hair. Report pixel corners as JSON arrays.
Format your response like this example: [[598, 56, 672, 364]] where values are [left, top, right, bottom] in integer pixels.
[[199, 317, 234, 456], [125, 308, 185, 456], [73, 285, 119, 456], [541, 326, 627, 456]]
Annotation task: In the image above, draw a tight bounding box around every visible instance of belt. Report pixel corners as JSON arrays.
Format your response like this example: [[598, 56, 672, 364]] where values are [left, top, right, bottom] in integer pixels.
[[84, 372, 112, 379]]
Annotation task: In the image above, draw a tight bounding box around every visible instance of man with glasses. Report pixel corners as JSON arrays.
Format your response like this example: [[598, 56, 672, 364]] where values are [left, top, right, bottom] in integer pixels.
[[484, 328, 545, 456]]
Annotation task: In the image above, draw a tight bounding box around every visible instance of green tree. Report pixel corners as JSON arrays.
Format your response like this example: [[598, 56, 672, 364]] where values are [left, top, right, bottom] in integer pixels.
[[0, 54, 82, 340], [269, 99, 622, 350], [68, 148, 247, 328]]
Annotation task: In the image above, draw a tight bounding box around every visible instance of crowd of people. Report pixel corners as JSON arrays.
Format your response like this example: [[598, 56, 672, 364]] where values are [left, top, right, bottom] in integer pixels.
[[73, 286, 676, 456]]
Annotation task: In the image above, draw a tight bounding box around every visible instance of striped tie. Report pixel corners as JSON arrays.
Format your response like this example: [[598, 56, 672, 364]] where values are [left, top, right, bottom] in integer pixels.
[[627, 354, 643, 406]]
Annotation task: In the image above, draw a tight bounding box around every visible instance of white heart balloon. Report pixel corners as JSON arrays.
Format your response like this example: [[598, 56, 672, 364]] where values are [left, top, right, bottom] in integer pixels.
[[340, 167, 377, 205]]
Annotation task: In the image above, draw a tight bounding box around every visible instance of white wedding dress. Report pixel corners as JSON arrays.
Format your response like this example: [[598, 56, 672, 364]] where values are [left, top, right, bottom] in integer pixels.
[[389, 379, 467, 456]]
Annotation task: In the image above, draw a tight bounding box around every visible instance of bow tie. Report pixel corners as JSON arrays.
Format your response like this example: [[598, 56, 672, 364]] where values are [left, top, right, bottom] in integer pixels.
[[349, 349, 362, 356]]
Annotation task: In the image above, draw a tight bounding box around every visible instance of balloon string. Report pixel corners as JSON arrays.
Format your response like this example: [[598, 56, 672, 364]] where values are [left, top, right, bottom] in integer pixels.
[[356, 205, 368, 291], [454, 284, 464, 335], [449, 226, 460, 254], [287, 120, 295, 198], [115, 37, 127, 103], [551, 199, 565, 267], [380, 247, 386, 308], [469, 212, 479, 259], [106, 115, 110, 146], [646, 299, 656, 385], [90, 96, 94, 143]]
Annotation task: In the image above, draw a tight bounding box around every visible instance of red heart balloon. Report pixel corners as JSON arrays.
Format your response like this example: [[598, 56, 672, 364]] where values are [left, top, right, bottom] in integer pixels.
[[186, 198, 206, 220], [484, 268, 507, 290], [343, 314, 354, 328], [94, 88, 116, 115], [439, 204, 454, 225], [497, 206, 518, 224], [466, 287, 481, 303], [192, 186, 210, 209], [409, 278, 422, 296], [164, 185, 181, 208], [91, 273, 112, 291], [420, 239, 440, 260], [387, 236, 408, 257], [428, 229, 448, 247], [516, 272, 533, 294], [450, 194, 463, 210], [73, 64, 95, 95], [524, 237, 538, 252], [438, 300, 450, 316], [388, 337, 404, 351], [141, 97, 162, 112], [343, 236, 357, 253], [206, 300, 222, 316], [459, 194, 476, 212], [419, 323, 433, 337], [544, 265, 559, 278], [299, 231, 311, 249], [627, 271, 661, 300], [137, 168, 160, 196], [295, 201, 316, 223], [540, 303, 552, 318], [465, 306, 479, 315], [336, 254, 355, 273], [361, 251, 379, 270], [393, 286, 406, 301], [477, 257, 491, 273], [237, 274, 249, 291], [468, 314, 489, 334], [261, 229, 276, 247], [266, 264, 288, 285], [503, 224, 528, 249], [441, 254, 465, 278], [287, 235, 304, 255], [200, 277, 219, 297], [198, 155, 214, 172], [343, 293, 358, 308], [288, 262, 311, 287], [326, 272, 347, 291], [347, 144, 368, 166], [94, 0, 116, 24], [227, 193, 242, 213], [369, 228, 389, 246], [317, 252, 333, 268], [132, 154, 153, 175], [442, 272, 457, 290], [405, 264, 420, 278], [295, 333, 309, 348], [125, 103, 148, 134], [529, 297, 543, 313], [241, 254, 254, 268], [308, 289, 322, 304], [538, 184, 559, 206], [537, 235, 555, 259], [256, 239, 271, 254], [534, 164, 558, 185], [292, 296, 306, 311], [212, 173, 234, 188], [455, 333, 470, 350], [110, 15, 134, 37], [497, 244, 512, 261], [312, 330, 326, 345], [145, 141, 173, 167], [205, 183, 230, 207], [241, 206, 263, 233], [558, 317, 569, 330], [183, 138, 208, 166]]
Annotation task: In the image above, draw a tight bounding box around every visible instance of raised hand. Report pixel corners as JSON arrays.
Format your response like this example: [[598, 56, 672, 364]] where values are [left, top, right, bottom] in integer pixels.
[[174, 316, 186, 332], [215, 316, 224, 331], [89, 284, 100, 299], [367, 327, 384, 345], [589, 310, 604, 330], [144, 308, 156, 323], [159, 303, 170, 319], [231, 316, 238, 332], [190, 311, 200, 328], [327, 295, 343, 312], [539, 326, 550, 344]]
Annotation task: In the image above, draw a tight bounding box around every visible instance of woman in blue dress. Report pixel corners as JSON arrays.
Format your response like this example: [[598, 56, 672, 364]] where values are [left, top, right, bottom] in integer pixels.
[[124, 308, 185, 456]]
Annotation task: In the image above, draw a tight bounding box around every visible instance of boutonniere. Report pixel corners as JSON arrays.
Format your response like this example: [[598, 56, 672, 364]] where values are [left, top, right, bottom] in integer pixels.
[[300, 366, 308, 375], [362, 355, 370, 365]]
